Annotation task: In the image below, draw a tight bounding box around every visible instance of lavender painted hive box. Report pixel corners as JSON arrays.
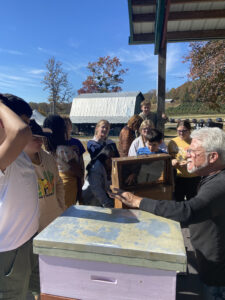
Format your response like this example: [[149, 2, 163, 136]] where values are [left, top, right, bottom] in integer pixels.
[[33, 205, 186, 300]]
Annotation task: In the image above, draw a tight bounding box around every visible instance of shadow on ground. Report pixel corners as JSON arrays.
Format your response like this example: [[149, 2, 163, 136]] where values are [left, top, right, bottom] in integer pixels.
[[176, 228, 203, 299]]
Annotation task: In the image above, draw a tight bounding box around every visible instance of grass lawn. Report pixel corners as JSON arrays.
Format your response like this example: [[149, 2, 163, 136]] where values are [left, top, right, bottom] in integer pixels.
[[169, 113, 225, 119]]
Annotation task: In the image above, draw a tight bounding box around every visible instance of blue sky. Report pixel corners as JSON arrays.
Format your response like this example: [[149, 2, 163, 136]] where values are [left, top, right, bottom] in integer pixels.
[[0, 0, 191, 103]]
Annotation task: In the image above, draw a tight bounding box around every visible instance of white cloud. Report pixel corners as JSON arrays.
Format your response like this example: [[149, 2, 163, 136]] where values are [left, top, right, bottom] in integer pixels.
[[68, 38, 80, 49], [63, 61, 88, 79], [0, 73, 30, 82], [0, 72, 41, 90], [0, 48, 23, 55], [109, 47, 154, 64], [109, 46, 158, 75], [0, 80, 14, 88], [110, 44, 188, 80], [166, 44, 183, 72], [28, 69, 45, 75], [37, 47, 58, 56]]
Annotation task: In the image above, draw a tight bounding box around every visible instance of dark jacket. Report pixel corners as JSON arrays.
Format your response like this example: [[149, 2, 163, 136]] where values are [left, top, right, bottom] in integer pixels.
[[87, 139, 116, 159], [82, 160, 113, 208], [139, 111, 157, 127], [140, 169, 225, 286]]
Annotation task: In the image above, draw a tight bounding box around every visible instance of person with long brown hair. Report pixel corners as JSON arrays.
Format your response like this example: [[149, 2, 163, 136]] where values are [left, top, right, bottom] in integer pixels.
[[118, 115, 143, 157]]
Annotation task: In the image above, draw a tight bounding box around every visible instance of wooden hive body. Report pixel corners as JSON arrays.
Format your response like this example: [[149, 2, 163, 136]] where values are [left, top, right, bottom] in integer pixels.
[[111, 154, 174, 208]]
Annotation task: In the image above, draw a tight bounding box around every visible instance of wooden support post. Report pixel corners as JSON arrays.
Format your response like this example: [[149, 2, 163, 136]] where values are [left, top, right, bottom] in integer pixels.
[[157, 43, 167, 133]]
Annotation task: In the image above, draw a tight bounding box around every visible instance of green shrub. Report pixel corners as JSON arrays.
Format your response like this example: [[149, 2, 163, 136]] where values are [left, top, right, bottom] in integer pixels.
[[166, 103, 225, 115]]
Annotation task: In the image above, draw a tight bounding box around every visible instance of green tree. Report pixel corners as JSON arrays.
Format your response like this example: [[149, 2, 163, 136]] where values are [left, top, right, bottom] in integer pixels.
[[78, 56, 128, 94], [42, 57, 74, 114], [143, 90, 157, 103], [166, 88, 178, 100], [184, 41, 225, 109], [182, 87, 191, 103]]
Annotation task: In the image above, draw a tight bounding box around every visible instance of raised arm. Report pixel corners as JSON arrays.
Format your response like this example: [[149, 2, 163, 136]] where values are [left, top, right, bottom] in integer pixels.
[[0, 102, 31, 171]]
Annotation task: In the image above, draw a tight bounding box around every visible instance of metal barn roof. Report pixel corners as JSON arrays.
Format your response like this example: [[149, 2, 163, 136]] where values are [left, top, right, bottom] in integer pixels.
[[128, 0, 225, 53], [70, 92, 144, 124]]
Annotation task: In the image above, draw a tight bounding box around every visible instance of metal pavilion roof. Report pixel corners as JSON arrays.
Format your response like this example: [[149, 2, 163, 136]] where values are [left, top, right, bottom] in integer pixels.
[[69, 91, 144, 124], [128, 0, 225, 54]]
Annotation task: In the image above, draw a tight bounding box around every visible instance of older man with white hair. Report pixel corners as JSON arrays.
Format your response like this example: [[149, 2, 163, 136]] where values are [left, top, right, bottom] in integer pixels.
[[110, 127, 225, 300]]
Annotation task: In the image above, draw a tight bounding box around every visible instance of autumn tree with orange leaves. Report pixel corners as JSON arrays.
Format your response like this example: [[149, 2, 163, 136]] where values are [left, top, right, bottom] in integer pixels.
[[184, 41, 225, 109], [78, 56, 128, 94]]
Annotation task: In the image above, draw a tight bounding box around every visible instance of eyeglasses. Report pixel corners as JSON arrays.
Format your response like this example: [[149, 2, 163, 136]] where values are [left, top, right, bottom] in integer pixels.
[[177, 130, 188, 134], [142, 127, 150, 131], [186, 149, 210, 156]]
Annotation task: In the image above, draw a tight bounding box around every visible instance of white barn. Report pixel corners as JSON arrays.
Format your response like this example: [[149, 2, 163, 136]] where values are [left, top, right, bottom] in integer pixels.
[[70, 91, 144, 134]]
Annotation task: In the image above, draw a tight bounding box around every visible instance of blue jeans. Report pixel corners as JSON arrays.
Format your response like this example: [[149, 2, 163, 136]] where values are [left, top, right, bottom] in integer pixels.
[[203, 284, 225, 300]]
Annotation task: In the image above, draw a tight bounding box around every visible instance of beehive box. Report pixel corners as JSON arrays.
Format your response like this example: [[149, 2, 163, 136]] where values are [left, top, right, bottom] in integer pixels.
[[34, 205, 186, 300]]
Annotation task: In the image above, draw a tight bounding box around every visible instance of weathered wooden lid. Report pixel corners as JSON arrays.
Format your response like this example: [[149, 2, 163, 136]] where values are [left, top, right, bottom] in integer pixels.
[[34, 205, 186, 272]]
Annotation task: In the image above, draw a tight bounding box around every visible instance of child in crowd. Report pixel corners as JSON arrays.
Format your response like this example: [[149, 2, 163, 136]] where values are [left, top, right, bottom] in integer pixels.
[[168, 119, 200, 202], [139, 100, 168, 128], [0, 94, 39, 299], [125, 129, 166, 186], [82, 144, 119, 208], [87, 119, 117, 159], [137, 129, 167, 155], [128, 120, 167, 156], [63, 117, 85, 202], [25, 119, 65, 231], [24, 119, 66, 299], [43, 115, 83, 208]]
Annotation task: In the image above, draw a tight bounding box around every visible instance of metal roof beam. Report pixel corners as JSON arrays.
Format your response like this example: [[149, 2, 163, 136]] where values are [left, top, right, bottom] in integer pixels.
[[130, 33, 155, 44], [171, 0, 223, 3], [132, 13, 155, 22], [132, 9, 225, 23], [131, 29, 225, 44], [132, 0, 156, 6], [131, 0, 223, 5], [167, 29, 225, 40], [169, 9, 225, 20]]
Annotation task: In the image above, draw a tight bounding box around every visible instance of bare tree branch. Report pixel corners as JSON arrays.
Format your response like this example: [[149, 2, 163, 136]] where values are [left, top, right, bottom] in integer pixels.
[[42, 57, 74, 113]]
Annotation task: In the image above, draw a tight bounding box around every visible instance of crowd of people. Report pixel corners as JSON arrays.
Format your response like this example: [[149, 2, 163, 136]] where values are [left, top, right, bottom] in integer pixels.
[[0, 93, 225, 300]]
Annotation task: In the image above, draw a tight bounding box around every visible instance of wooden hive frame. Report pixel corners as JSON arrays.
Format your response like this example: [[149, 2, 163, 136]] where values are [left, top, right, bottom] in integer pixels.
[[111, 154, 174, 208]]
